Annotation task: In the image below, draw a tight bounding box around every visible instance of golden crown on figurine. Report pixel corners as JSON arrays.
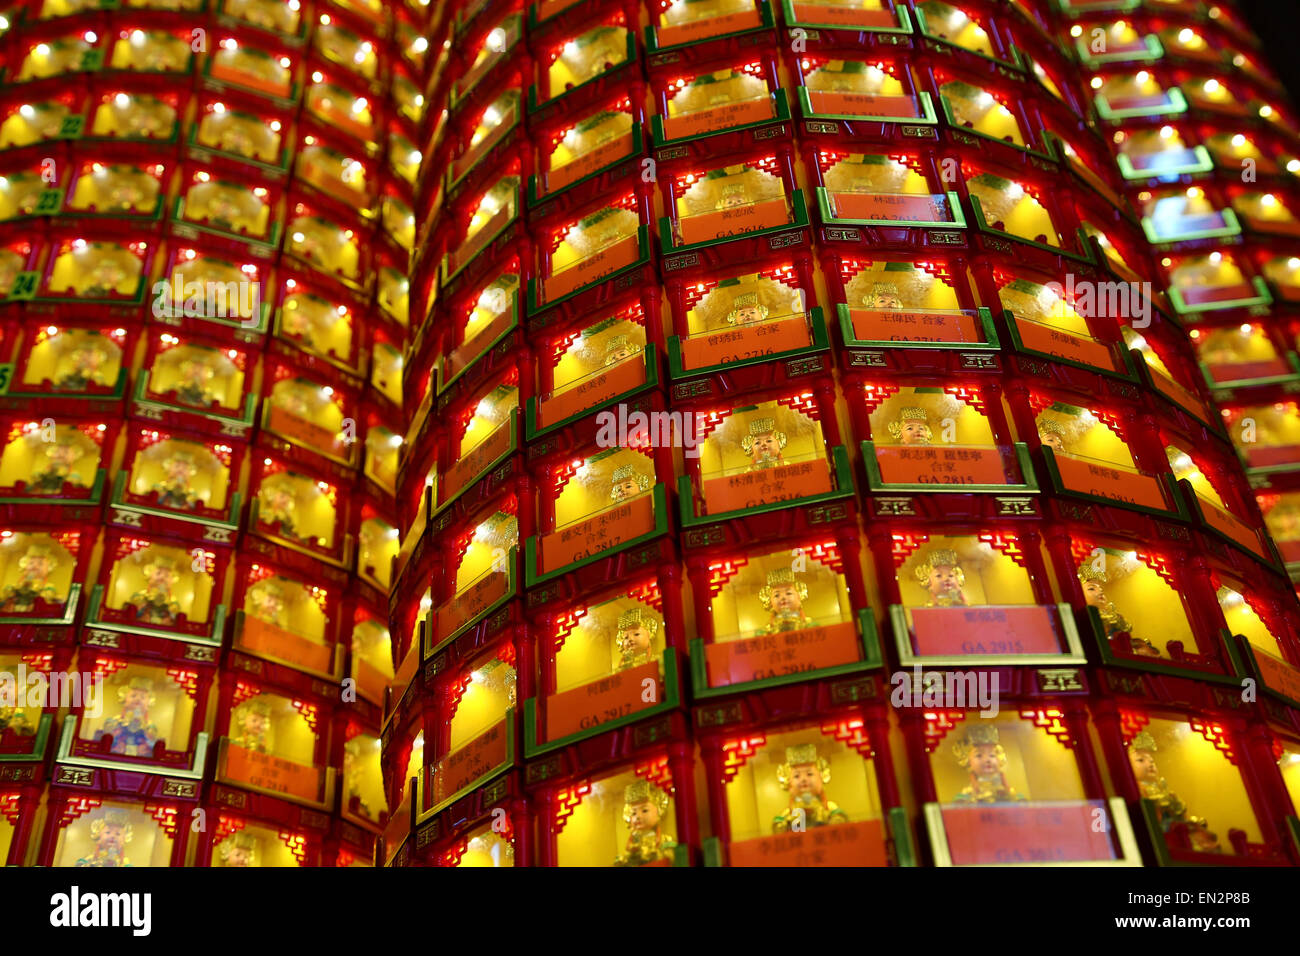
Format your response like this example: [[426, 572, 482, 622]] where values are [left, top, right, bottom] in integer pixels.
[[220, 831, 258, 863], [1076, 562, 1109, 584], [616, 607, 658, 635], [740, 417, 787, 454], [759, 568, 808, 609], [1129, 731, 1157, 753], [776, 743, 832, 789], [952, 723, 1007, 766], [863, 281, 901, 304], [914, 548, 964, 586], [887, 406, 931, 440], [725, 290, 769, 325], [609, 464, 651, 500], [90, 808, 133, 841], [243, 696, 272, 717], [1038, 417, 1066, 436], [623, 779, 670, 819], [119, 675, 156, 703]]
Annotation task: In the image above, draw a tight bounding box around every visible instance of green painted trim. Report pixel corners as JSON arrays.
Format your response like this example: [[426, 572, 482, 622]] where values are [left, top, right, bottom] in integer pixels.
[[937, 94, 1057, 163], [651, 88, 792, 148], [107, 470, 240, 531], [836, 303, 1000, 351], [1076, 33, 1163, 66], [1141, 207, 1242, 245], [1001, 309, 1139, 382], [679, 444, 855, 527], [525, 343, 659, 440], [967, 194, 1093, 264], [889, 806, 917, 867], [688, 606, 883, 699], [660, 188, 808, 254], [645, 0, 775, 53], [667, 306, 829, 379], [528, 31, 639, 112], [889, 601, 1087, 668], [913, 8, 1026, 73], [862, 440, 1038, 494], [526, 224, 652, 315], [85, 583, 226, 646], [55, 714, 210, 779], [521, 649, 682, 756], [0, 468, 105, 508], [1082, 605, 1242, 687], [527, 123, 645, 208], [1116, 145, 1214, 181], [435, 290, 521, 397], [524, 482, 670, 586], [1039, 446, 1188, 520], [0, 712, 52, 764], [0, 582, 80, 627], [797, 86, 936, 125], [1095, 87, 1188, 121], [431, 407, 520, 517], [816, 185, 966, 229], [422, 555, 517, 662], [779, 0, 913, 33], [415, 714, 516, 823]]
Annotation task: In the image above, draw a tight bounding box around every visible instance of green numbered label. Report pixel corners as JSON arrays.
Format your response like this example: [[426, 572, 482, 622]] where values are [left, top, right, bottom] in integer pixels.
[[8, 272, 38, 302], [34, 189, 62, 215], [57, 115, 85, 138]]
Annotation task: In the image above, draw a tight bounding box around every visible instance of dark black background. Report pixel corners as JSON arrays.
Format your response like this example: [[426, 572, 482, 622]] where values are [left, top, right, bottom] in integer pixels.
[[1238, 0, 1300, 103]]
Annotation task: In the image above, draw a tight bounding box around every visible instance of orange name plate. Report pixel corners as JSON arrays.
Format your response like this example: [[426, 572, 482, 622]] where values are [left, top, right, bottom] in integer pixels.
[[545, 130, 635, 194], [538, 353, 645, 428], [439, 420, 513, 505], [545, 659, 661, 741], [356, 658, 389, 705], [267, 407, 339, 455], [449, 206, 511, 275], [706, 620, 858, 686], [432, 719, 509, 805], [830, 192, 951, 223], [1201, 501, 1265, 558], [910, 605, 1061, 656], [681, 314, 811, 369], [663, 96, 775, 141], [1254, 648, 1300, 705], [446, 309, 515, 379], [1054, 455, 1167, 511], [702, 457, 832, 514], [211, 62, 284, 97], [241, 617, 332, 674], [850, 308, 981, 344], [1150, 369, 1211, 424], [792, 3, 898, 27], [542, 233, 640, 302], [678, 196, 791, 246], [451, 109, 516, 183], [807, 91, 918, 118], [656, 8, 762, 46], [729, 819, 887, 866], [538, 0, 582, 19], [874, 445, 1011, 486], [222, 744, 322, 803], [1014, 319, 1119, 372], [940, 803, 1118, 864], [433, 569, 510, 644], [540, 492, 655, 572]]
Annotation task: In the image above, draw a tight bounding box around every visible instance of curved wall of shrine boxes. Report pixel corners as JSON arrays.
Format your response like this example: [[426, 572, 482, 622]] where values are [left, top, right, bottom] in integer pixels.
[[4, 0, 1300, 870]]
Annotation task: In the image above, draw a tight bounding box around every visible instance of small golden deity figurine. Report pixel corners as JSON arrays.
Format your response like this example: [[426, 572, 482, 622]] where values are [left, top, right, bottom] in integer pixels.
[[233, 697, 272, 753], [614, 780, 677, 866], [1037, 417, 1067, 454], [887, 406, 932, 445], [220, 832, 259, 867], [83, 259, 129, 298], [759, 568, 814, 634], [95, 676, 161, 756], [716, 181, 748, 210], [56, 339, 114, 390], [31, 440, 87, 494], [259, 482, 300, 538], [0, 704, 35, 737], [1076, 564, 1161, 658], [156, 450, 199, 510], [247, 580, 289, 629], [862, 281, 904, 310], [726, 291, 769, 327], [1128, 731, 1220, 852], [174, 354, 218, 407], [609, 463, 651, 503], [0, 543, 61, 613], [128, 554, 182, 626], [615, 607, 657, 671], [915, 548, 969, 607], [742, 417, 786, 472], [772, 743, 849, 832], [952, 724, 1027, 804], [76, 809, 134, 868], [603, 334, 641, 366]]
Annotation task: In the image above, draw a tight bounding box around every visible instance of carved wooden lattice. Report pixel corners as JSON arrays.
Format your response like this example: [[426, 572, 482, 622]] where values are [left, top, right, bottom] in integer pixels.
[[1020, 708, 1075, 749], [553, 782, 590, 834], [634, 755, 674, 794], [922, 709, 967, 754], [1189, 717, 1237, 765], [821, 718, 873, 759], [721, 735, 767, 783]]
